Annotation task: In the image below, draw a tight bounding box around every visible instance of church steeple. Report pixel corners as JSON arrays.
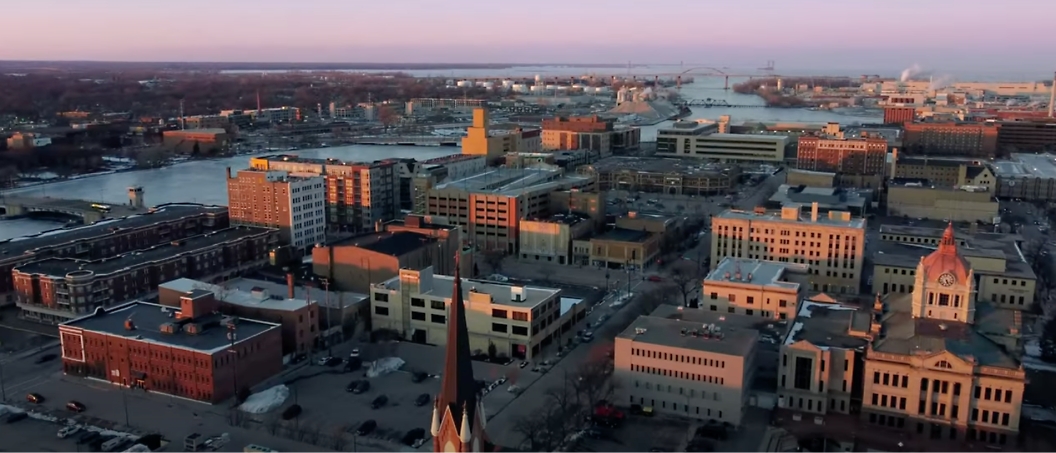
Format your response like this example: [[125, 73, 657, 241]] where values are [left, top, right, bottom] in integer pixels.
[[434, 254, 488, 452], [938, 222, 957, 254]]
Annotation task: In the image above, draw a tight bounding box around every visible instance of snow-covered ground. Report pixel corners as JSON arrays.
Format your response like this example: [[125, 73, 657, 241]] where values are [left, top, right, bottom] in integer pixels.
[[0, 403, 137, 439], [366, 357, 405, 378], [238, 384, 290, 414]]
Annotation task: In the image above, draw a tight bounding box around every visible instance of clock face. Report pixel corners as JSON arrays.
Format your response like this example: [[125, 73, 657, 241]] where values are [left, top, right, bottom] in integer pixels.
[[938, 273, 956, 287]]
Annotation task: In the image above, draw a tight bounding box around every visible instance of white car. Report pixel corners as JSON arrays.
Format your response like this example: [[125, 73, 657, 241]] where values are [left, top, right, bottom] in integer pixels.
[[57, 426, 80, 439], [349, 348, 360, 358]]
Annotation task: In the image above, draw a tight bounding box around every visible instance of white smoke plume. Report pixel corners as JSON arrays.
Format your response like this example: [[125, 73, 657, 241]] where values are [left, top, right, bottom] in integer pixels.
[[900, 64, 922, 82], [929, 74, 955, 91]]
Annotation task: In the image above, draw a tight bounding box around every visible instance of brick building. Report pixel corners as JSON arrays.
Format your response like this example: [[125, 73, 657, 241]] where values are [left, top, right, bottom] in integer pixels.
[[0, 204, 229, 308], [996, 119, 1056, 153], [883, 106, 916, 125], [902, 122, 999, 158], [226, 168, 326, 250], [541, 115, 641, 156], [58, 298, 282, 404], [13, 226, 277, 324]]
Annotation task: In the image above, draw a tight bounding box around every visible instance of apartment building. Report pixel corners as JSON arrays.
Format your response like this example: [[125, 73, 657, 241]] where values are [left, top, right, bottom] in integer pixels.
[[710, 204, 866, 295], [997, 119, 1056, 152], [541, 115, 641, 156], [424, 168, 593, 254], [883, 106, 916, 125], [370, 266, 583, 359], [873, 224, 1035, 311], [461, 108, 541, 164], [796, 136, 888, 189], [226, 168, 326, 250], [12, 227, 277, 324], [701, 257, 810, 320], [579, 156, 740, 196], [656, 120, 789, 164], [902, 122, 999, 158], [613, 308, 758, 425], [249, 155, 400, 233], [0, 204, 229, 308], [891, 155, 995, 190]]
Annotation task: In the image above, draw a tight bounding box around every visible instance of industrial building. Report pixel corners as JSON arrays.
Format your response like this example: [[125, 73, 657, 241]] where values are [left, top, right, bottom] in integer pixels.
[[312, 229, 466, 294], [902, 122, 999, 158], [249, 155, 400, 233], [710, 204, 866, 295], [702, 258, 810, 320], [161, 129, 231, 154], [656, 120, 790, 164], [460, 109, 541, 164], [226, 168, 326, 250], [996, 119, 1056, 152], [579, 156, 739, 195], [58, 299, 283, 404], [885, 183, 998, 223], [989, 153, 1056, 200], [540, 115, 640, 156], [0, 204, 229, 309], [369, 266, 585, 359], [12, 227, 277, 324], [883, 106, 916, 124], [404, 98, 486, 117]]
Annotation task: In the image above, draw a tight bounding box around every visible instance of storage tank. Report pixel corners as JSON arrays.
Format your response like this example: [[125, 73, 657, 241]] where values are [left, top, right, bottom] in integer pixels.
[[530, 85, 545, 93], [456, 80, 473, 88], [557, 86, 569, 91], [595, 86, 611, 94], [535, 74, 542, 84], [511, 84, 528, 93], [572, 84, 586, 90], [502, 79, 514, 88], [481, 81, 495, 89]]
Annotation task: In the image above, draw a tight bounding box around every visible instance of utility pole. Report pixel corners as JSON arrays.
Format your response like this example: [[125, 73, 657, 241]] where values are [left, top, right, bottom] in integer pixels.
[[122, 344, 132, 428], [321, 277, 333, 356], [226, 322, 239, 422], [0, 355, 7, 402]]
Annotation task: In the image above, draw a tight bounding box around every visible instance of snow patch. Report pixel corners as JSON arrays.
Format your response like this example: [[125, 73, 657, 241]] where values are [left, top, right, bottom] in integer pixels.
[[609, 292, 634, 308], [366, 357, 405, 378], [1023, 356, 1056, 373], [1027, 339, 1042, 358], [560, 297, 583, 316], [238, 384, 290, 414], [0, 404, 136, 438], [784, 322, 805, 346], [797, 300, 856, 319]]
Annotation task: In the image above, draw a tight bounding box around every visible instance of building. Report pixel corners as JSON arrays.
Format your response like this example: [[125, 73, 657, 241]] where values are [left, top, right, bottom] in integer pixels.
[[996, 119, 1056, 153], [589, 228, 661, 270], [424, 168, 594, 254], [405, 98, 485, 117], [181, 115, 229, 130], [429, 259, 493, 452], [226, 169, 326, 250], [902, 122, 999, 158], [656, 120, 790, 164], [541, 115, 641, 156], [786, 169, 836, 188], [579, 156, 739, 195], [549, 190, 606, 232], [518, 213, 593, 265], [886, 183, 998, 223], [58, 299, 283, 404], [796, 136, 887, 189], [371, 266, 584, 360], [891, 155, 995, 190], [12, 227, 277, 324], [249, 155, 400, 233], [0, 204, 229, 308], [873, 224, 1035, 311], [461, 108, 541, 164], [6, 132, 52, 150], [883, 106, 917, 125], [711, 204, 866, 295], [161, 129, 231, 154], [768, 185, 870, 217], [991, 153, 1056, 200], [613, 308, 758, 425], [861, 225, 1024, 448], [251, 107, 301, 124], [312, 230, 462, 294], [701, 257, 810, 320]]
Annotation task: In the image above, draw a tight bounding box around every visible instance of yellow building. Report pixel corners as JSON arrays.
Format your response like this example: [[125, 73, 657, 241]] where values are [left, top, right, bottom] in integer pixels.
[[701, 257, 811, 320], [873, 225, 1035, 310], [886, 183, 999, 223], [710, 204, 866, 295], [589, 228, 661, 270], [461, 108, 540, 164], [890, 155, 995, 190], [369, 266, 583, 360]]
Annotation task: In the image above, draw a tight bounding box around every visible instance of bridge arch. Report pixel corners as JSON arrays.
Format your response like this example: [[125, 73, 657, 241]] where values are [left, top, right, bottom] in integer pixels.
[[679, 67, 729, 76]]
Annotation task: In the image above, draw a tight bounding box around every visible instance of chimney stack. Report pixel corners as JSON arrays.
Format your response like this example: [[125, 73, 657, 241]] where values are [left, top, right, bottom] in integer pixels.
[[1049, 71, 1055, 118], [287, 273, 295, 299], [811, 202, 819, 222]]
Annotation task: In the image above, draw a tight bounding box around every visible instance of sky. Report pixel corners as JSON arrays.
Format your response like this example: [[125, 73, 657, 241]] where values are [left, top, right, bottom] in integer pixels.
[[2, 0, 1053, 76]]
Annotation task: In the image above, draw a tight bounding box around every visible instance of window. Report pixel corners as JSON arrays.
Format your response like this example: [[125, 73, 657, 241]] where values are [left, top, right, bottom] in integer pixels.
[[512, 326, 528, 336], [431, 314, 446, 324], [374, 306, 389, 316], [374, 293, 389, 302], [411, 297, 425, 307], [491, 323, 507, 333], [431, 300, 446, 310], [411, 311, 426, 321], [492, 309, 508, 318], [901, 375, 909, 388], [512, 312, 529, 322], [793, 357, 813, 390], [873, 371, 880, 384]]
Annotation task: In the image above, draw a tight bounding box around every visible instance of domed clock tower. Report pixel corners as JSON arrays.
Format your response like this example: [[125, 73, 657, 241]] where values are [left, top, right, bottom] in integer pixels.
[[911, 224, 975, 323]]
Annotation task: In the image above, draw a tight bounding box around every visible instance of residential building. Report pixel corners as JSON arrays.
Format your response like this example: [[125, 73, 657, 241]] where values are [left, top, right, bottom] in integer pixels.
[[226, 169, 326, 250], [796, 135, 887, 189], [461, 108, 541, 164], [891, 154, 995, 191], [370, 266, 585, 359], [768, 185, 870, 217], [873, 224, 1035, 311], [424, 168, 594, 254], [579, 156, 740, 195], [902, 122, 999, 158], [181, 115, 229, 130], [249, 155, 400, 233], [12, 227, 277, 324], [58, 299, 283, 404], [701, 257, 810, 320], [549, 190, 606, 232], [589, 228, 661, 270], [518, 213, 593, 265], [997, 119, 1056, 153], [656, 120, 790, 164], [161, 129, 231, 154], [613, 309, 758, 425], [885, 183, 998, 223], [312, 230, 464, 293], [710, 204, 866, 295], [883, 106, 916, 125], [0, 204, 229, 309], [541, 115, 641, 156]]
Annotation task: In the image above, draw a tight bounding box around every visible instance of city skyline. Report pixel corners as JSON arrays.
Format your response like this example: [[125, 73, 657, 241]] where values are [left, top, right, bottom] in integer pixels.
[[2, 0, 1053, 75]]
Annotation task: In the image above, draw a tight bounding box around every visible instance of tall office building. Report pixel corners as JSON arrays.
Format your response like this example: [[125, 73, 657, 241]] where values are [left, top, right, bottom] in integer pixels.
[[226, 168, 326, 250]]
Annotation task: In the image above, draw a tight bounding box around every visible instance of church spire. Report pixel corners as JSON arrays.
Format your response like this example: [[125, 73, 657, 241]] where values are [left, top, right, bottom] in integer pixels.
[[938, 222, 957, 254], [435, 253, 484, 451]]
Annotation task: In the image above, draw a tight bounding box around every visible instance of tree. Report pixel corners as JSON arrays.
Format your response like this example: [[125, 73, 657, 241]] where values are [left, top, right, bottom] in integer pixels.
[[192, 141, 201, 155], [512, 411, 550, 451], [668, 261, 702, 307], [569, 351, 615, 411], [378, 105, 398, 130]]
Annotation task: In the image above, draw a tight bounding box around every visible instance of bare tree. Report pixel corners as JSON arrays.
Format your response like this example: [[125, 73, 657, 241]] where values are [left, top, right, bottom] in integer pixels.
[[378, 105, 398, 130], [570, 351, 615, 410], [512, 411, 551, 451], [264, 415, 282, 435], [668, 261, 702, 307]]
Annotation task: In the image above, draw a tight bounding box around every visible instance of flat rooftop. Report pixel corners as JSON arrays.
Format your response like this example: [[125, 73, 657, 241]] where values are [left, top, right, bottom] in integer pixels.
[[379, 271, 561, 309], [15, 226, 274, 278], [705, 257, 804, 291], [783, 300, 872, 349], [617, 314, 758, 357], [63, 301, 280, 355], [715, 208, 866, 229], [896, 156, 984, 167], [770, 185, 869, 211], [991, 153, 1056, 180], [253, 154, 391, 168], [525, 212, 589, 226], [164, 128, 227, 135], [332, 231, 438, 256], [161, 277, 367, 311], [434, 168, 591, 197], [0, 204, 228, 262], [588, 156, 736, 176], [593, 228, 652, 243]]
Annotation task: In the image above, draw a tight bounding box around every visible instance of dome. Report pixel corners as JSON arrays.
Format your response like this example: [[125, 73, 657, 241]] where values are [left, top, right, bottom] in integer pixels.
[[919, 223, 971, 285]]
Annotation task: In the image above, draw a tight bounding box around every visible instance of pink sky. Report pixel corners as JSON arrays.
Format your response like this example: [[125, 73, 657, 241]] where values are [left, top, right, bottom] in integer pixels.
[[2, 0, 1052, 74]]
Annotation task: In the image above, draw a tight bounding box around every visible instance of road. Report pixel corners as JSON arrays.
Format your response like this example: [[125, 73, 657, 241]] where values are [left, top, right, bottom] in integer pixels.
[[0, 343, 61, 402]]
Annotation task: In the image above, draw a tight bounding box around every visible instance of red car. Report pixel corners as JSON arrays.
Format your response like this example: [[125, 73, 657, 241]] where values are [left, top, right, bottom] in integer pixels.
[[647, 275, 663, 282]]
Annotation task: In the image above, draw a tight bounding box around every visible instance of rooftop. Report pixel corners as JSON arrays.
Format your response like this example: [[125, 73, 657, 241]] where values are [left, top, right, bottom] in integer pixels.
[[715, 208, 866, 229], [593, 228, 653, 243], [0, 204, 228, 263], [332, 231, 438, 257], [379, 268, 561, 309], [991, 153, 1056, 180], [875, 226, 1033, 278], [14, 226, 274, 278], [617, 313, 758, 357], [434, 168, 591, 197], [587, 156, 736, 176], [423, 154, 485, 165], [769, 185, 870, 211], [160, 277, 367, 311], [783, 300, 871, 350], [649, 304, 790, 348], [163, 128, 227, 135], [705, 257, 805, 291], [702, 133, 790, 143], [525, 212, 589, 226], [62, 301, 280, 355], [252, 154, 393, 168], [896, 156, 984, 168]]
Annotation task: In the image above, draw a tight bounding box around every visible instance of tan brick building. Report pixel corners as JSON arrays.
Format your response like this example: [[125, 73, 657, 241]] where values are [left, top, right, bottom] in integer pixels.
[[226, 168, 326, 249], [701, 257, 811, 320]]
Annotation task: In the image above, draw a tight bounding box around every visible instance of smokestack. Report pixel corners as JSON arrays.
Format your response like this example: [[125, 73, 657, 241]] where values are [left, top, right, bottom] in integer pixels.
[[1049, 71, 1055, 118], [287, 273, 295, 299], [811, 202, 819, 222]]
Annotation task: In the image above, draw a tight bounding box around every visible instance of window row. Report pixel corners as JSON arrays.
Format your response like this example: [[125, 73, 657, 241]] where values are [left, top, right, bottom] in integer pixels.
[[630, 348, 726, 368], [630, 364, 726, 385]]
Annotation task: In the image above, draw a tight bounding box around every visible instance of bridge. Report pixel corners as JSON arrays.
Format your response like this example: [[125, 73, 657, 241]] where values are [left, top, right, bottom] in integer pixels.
[[347, 136, 460, 146], [0, 196, 140, 223], [680, 99, 766, 108]]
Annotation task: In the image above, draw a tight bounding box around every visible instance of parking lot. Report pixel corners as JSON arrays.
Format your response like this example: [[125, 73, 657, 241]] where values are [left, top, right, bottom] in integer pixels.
[[0, 414, 84, 452], [572, 416, 693, 452]]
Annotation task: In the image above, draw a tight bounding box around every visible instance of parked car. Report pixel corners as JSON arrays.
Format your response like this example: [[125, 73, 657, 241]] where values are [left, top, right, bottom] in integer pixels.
[[402, 428, 426, 446], [26, 393, 44, 404], [349, 348, 361, 358], [58, 425, 81, 438], [356, 420, 377, 436], [370, 395, 388, 409], [34, 353, 57, 364], [66, 400, 87, 412], [290, 353, 308, 364], [77, 431, 101, 445], [411, 371, 427, 383], [281, 404, 302, 420], [322, 357, 342, 367], [647, 275, 663, 282], [415, 393, 430, 407], [5, 412, 28, 423], [352, 380, 370, 394], [344, 357, 362, 372], [346, 380, 362, 392]]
